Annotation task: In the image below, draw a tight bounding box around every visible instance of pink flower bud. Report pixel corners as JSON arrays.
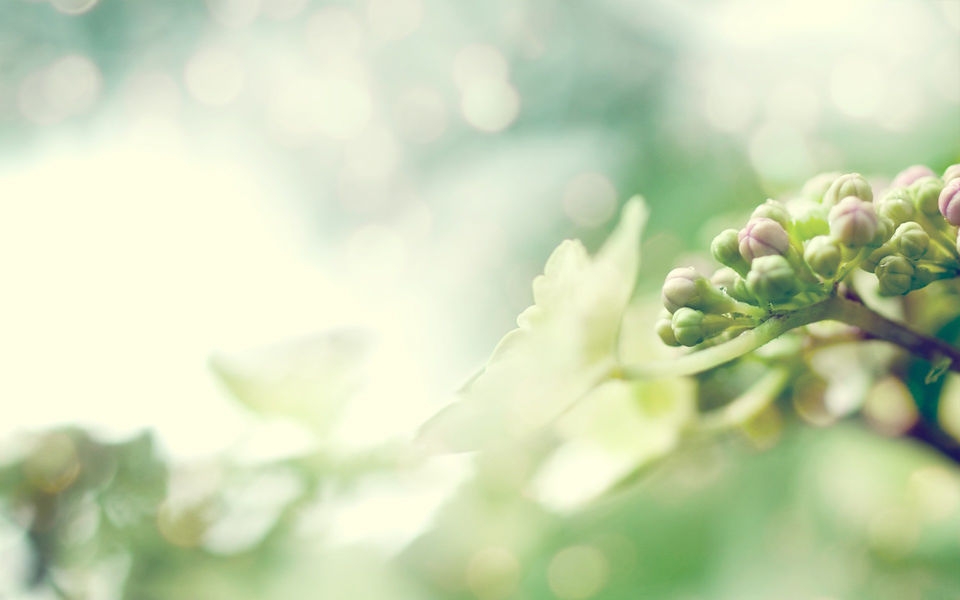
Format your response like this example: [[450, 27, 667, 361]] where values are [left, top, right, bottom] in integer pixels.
[[891, 165, 936, 188], [738, 217, 789, 262], [828, 196, 878, 247], [661, 267, 699, 313], [938, 178, 960, 226], [943, 164, 960, 184]]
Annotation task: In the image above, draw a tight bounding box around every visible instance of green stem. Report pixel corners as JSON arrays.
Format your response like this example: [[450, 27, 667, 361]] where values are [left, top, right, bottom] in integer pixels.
[[620, 295, 960, 380], [620, 301, 831, 379], [823, 295, 960, 372]]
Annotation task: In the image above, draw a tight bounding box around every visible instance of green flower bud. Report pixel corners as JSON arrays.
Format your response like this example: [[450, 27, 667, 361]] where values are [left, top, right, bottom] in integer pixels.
[[938, 178, 960, 226], [656, 316, 680, 346], [893, 222, 929, 259], [746, 255, 798, 303], [823, 173, 873, 208], [709, 266, 737, 290], [874, 215, 895, 246], [789, 199, 829, 240], [710, 268, 759, 304], [892, 165, 935, 188], [875, 255, 914, 296], [739, 217, 790, 262], [800, 172, 841, 203], [670, 308, 732, 347], [943, 164, 960, 184], [910, 176, 944, 217], [803, 236, 842, 279], [752, 199, 792, 229], [828, 196, 878, 247], [711, 229, 749, 274], [672, 308, 706, 346], [661, 267, 737, 314], [875, 188, 915, 226]]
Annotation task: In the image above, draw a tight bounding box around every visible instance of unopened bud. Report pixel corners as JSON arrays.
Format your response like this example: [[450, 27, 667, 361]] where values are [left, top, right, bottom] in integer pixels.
[[672, 308, 706, 347], [875, 255, 914, 296], [803, 236, 842, 279], [656, 316, 680, 346], [938, 178, 960, 226], [746, 255, 798, 303], [875, 188, 915, 225], [891, 165, 936, 188], [661, 267, 737, 314], [910, 176, 944, 217], [670, 308, 733, 347], [739, 217, 790, 262], [828, 196, 879, 247], [752, 199, 792, 229], [823, 173, 873, 208], [711, 229, 749, 274], [893, 222, 929, 259], [943, 164, 960, 184], [662, 267, 699, 313]]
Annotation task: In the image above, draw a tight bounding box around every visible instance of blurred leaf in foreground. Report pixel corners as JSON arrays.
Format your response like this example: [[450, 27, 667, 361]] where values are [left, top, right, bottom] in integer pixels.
[[210, 329, 374, 433]]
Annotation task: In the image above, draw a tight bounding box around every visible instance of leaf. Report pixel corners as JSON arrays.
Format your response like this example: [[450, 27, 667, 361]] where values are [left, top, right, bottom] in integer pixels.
[[417, 197, 649, 452]]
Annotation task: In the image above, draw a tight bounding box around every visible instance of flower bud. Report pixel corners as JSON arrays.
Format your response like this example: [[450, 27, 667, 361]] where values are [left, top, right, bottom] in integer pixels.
[[746, 255, 798, 303], [711, 229, 749, 274], [893, 222, 929, 259], [875, 255, 914, 296], [661, 267, 737, 314], [710, 267, 738, 291], [823, 173, 873, 208], [671, 308, 706, 346], [875, 215, 895, 245], [661, 267, 699, 313], [710, 267, 761, 307], [670, 308, 733, 347], [828, 196, 878, 247], [803, 236, 842, 279], [943, 164, 960, 184], [891, 165, 935, 188], [938, 178, 960, 226], [739, 217, 790, 262], [656, 316, 680, 347], [800, 172, 841, 203], [752, 199, 792, 229], [910, 176, 943, 216], [875, 188, 915, 225]]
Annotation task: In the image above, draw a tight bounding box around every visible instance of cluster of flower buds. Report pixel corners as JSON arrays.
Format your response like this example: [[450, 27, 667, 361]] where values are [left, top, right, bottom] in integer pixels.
[[862, 164, 960, 295], [657, 165, 960, 347]]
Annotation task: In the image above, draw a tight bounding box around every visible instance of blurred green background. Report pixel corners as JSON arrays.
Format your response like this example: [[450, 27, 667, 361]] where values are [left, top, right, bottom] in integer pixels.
[[1, 0, 959, 598]]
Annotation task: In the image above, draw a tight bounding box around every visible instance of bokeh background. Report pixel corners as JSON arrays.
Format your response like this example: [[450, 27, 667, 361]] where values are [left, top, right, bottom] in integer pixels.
[[1, 0, 959, 599]]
